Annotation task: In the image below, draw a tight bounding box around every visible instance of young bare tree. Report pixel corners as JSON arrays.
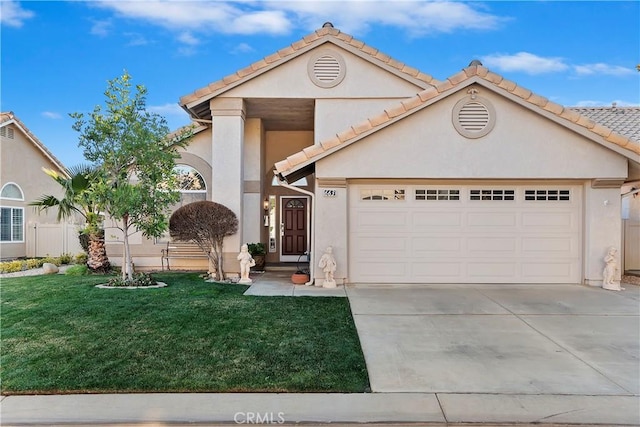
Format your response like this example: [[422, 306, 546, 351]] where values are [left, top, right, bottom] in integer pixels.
[[169, 201, 238, 281]]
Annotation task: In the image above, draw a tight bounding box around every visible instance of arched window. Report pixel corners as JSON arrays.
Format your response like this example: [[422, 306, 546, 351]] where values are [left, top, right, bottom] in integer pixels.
[[173, 165, 206, 206], [175, 165, 206, 191], [1, 183, 24, 200]]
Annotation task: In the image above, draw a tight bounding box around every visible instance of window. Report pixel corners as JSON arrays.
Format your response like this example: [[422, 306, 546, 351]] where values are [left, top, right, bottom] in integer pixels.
[[361, 189, 405, 201], [1, 207, 23, 242], [470, 189, 515, 201], [525, 189, 570, 201], [416, 189, 460, 201], [173, 165, 206, 206], [285, 199, 305, 209], [0, 183, 24, 200]]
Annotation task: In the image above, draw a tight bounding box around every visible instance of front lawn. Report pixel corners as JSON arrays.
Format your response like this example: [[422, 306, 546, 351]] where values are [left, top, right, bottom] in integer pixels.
[[0, 272, 369, 394]]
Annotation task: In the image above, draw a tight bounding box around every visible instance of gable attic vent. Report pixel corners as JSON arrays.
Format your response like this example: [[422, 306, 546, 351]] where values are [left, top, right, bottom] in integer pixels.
[[0, 127, 14, 139], [452, 94, 496, 139], [308, 50, 346, 88], [458, 102, 490, 131]]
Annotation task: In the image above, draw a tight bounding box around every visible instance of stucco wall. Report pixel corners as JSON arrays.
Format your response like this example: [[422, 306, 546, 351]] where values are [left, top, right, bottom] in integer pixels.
[[317, 88, 628, 180], [223, 43, 424, 99], [315, 98, 409, 144], [1, 125, 71, 259]]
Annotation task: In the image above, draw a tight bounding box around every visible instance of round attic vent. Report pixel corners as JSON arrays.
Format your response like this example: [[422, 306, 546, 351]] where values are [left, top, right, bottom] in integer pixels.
[[452, 96, 496, 139], [308, 50, 346, 88]]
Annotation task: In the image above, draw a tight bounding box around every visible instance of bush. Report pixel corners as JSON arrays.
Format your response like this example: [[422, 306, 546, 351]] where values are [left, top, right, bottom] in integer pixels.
[[25, 258, 45, 269], [0, 260, 25, 273], [41, 256, 62, 266], [74, 252, 88, 265], [107, 272, 155, 287], [65, 264, 89, 276], [59, 253, 73, 265]]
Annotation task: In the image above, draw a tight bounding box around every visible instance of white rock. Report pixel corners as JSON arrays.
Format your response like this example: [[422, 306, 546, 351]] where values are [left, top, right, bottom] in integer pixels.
[[42, 263, 59, 274]]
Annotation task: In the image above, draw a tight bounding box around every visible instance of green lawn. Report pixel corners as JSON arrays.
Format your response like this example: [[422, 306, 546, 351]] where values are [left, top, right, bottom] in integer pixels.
[[0, 272, 370, 394]]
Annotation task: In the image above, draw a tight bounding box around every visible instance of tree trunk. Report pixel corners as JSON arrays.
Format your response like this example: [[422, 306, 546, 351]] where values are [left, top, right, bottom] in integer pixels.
[[86, 230, 110, 273], [215, 238, 224, 281], [122, 215, 134, 280]]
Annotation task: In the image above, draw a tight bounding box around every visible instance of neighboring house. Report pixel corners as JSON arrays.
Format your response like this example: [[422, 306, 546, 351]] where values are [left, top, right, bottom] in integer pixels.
[[0, 112, 82, 259], [110, 24, 640, 285]]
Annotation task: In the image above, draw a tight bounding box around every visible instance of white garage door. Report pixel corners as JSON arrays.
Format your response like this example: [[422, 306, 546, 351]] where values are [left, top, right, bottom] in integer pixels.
[[349, 184, 582, 284]]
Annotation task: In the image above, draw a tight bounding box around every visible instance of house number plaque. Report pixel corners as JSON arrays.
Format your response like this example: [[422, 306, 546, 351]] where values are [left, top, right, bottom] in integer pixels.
[[323, 189, 337, 197]]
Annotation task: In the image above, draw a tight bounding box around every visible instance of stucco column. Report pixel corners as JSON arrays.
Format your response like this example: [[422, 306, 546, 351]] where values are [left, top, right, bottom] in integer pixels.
[[314, 178, 348, 285], [583, 183, 623, 286], [211, 98, 245, 276], [242, 118, 263, 246]]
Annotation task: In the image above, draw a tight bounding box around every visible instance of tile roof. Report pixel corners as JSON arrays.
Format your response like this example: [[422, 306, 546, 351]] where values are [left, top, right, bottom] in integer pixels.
[[569, 106, 640, 143], [274, 65, 640, 177], [180, 26, 439, 111], [1, 111, 69, 177]]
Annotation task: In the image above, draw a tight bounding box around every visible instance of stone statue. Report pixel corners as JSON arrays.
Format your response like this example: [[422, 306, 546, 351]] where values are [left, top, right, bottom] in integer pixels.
[[237, 244, 255, 284], [318, 246, 337, 288], [602, 246, 624, 291]]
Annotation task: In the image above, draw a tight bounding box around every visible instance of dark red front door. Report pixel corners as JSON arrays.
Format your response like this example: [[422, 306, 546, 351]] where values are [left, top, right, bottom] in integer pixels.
[[282, 198, 307, 255]]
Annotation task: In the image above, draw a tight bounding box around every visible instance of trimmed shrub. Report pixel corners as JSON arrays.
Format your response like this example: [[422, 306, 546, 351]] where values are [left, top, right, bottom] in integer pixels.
[[0, 260, 25, 273], [59, 253, 73, 265], [25, 258, 45, 269], [41, 256, 62, 267], [107, 272, 155, 287], [74, 252, 88, 265], [65, 264, 89, 276]]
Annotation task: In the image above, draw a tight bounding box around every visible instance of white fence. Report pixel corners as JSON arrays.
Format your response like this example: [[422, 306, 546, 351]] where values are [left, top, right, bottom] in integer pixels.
[[28, 222, 84, 258]]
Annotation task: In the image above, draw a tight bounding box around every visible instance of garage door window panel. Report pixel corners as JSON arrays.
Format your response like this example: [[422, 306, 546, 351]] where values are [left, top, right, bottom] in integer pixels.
[[525, 189, 570, 201], [361, 189, 405, 201], [470, 189, 515, 201], [416, 189, 460, 201]]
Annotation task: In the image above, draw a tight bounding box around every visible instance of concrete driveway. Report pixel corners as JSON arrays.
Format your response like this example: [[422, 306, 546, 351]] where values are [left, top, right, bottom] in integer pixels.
[[347, 283, 639, 394]]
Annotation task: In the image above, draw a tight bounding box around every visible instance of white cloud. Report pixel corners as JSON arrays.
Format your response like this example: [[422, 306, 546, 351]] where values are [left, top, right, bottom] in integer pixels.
[[148, 103, 188, 117], [42, 111, 62, 119], [574, 63, 635, 76], [0, 1, 35, 28], [481, 52, 569, 75], [271, 1, 505, 35], [93, 1, 291, 35], [92, 0, 504, 37], [177, 32, 199, 46], [231, 43, 255, 55], [90, 19, 112, 37]]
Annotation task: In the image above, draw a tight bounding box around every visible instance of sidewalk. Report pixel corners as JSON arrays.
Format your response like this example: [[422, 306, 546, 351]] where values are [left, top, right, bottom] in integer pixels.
[[2, 392, 638, 425]]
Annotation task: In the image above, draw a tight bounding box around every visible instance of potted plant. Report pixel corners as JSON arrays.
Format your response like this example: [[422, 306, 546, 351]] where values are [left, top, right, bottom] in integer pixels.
[[247, 243, 266, 271], [291, 252, 310, 284]]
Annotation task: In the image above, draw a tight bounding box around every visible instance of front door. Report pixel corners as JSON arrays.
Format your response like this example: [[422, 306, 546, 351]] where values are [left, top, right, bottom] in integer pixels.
[[282, 197, 307, 260]]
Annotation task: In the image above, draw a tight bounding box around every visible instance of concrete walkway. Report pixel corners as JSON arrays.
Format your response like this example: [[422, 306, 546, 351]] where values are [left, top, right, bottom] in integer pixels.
[[2, 272, 639, 426]]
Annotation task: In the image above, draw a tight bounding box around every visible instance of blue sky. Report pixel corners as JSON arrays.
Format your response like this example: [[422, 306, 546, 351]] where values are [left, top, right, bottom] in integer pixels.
[[2, 0, 639, 167]]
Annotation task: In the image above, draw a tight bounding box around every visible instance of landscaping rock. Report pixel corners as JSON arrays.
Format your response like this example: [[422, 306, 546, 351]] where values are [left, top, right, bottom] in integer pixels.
[[42, 263, 59, 274]]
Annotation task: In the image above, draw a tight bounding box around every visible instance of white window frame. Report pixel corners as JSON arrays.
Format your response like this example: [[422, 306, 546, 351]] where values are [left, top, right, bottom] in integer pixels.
[[0, 182, 25, 201], [0, 206, 24, 243]]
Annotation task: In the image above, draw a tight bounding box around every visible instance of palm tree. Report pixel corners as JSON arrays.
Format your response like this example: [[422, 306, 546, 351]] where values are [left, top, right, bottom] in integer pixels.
[[30, 164, 110, 273]]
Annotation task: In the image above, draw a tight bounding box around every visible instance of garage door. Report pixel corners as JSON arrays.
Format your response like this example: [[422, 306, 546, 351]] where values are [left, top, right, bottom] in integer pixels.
[[349, 184, 582, 284]]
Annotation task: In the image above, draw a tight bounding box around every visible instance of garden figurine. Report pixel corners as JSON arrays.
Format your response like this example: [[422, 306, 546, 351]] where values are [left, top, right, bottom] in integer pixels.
[[602, 246, 624, 291], [318, 246, 337, 288], [237, 244, 255, 284]]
